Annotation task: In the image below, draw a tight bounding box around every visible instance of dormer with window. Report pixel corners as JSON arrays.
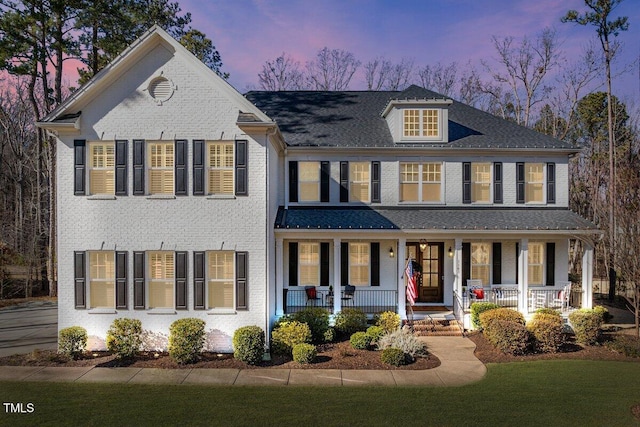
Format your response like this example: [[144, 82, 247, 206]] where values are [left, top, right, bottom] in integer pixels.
[[382, 98, 452, 143]]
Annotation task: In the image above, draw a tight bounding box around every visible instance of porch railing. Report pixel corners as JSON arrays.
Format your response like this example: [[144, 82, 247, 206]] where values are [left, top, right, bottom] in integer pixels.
[[284, 288, 398, 315], [461, 286, 519, 310], [527, 287, 583, 312]]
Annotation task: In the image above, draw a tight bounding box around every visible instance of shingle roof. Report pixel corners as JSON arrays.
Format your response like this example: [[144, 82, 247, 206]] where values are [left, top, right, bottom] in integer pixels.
[[274, 206, 597, 232], [246, 85, 575, 150]]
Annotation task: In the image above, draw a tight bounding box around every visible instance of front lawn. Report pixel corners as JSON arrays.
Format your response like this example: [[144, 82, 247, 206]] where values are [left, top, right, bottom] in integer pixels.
[[1, 360, 639, 426]]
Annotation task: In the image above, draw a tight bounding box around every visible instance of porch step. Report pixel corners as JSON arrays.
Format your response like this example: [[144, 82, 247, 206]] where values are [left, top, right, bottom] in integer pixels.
[[411, 318, 464, 337]]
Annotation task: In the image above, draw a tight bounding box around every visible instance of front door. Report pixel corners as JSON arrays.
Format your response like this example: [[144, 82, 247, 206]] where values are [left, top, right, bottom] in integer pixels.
[[407, 242, 444, 303]]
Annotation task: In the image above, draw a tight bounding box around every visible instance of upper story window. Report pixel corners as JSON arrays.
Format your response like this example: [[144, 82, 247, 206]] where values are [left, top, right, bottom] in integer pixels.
[[403, 109, 440, 139], [400, 162, 442, 203], [350, 162, 370, 203], [207, 251, 235, 309], [207, 142, 234, 195], [89, 251, 115, 308], [148, 142, 174, 195], [517, 162, 555, 204], [472, 163, 491, 203], [148, 251, 174, 309], [525, 163, 543, 203], [299, 162, 320, 202], [89, 142, 115, 195]]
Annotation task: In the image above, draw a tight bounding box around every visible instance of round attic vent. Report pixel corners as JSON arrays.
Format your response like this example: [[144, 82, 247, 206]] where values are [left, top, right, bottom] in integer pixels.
[[148, 76, 174, 104]]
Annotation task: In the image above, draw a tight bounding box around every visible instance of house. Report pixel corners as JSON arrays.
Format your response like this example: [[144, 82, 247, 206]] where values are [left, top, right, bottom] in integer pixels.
[[37, 26, 597, 352]]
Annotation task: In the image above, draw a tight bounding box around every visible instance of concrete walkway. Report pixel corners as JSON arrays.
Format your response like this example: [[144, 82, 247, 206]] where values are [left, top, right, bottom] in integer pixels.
[[0, 336, 486, 387]]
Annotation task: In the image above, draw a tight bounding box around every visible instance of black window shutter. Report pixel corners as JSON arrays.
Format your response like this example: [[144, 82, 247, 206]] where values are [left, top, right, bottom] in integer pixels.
[[289, 161, 298, 202], [235, 140, 248, 196], [462, 243, 471, 285], [236, 251, 248, 310], [133, 139, 145, 195], [115, 251, 128, 309], [371, 161, 381, 203], [493, 162, 503, 204], [370, 242, 380, 286], [174, 140, 188, 196], [175, 251, 188, 309], [193, 252, 205, 309], [288, 242, 298, 286], [516, 162, 525, 203], [492, 243, 502, 285], [133, 251, 145, 309], [547, 163, 556, 204], [515, 243, 519, 283], [340, 161, 349, 202], [320, 242, 330, 286], [341, 242, 349, 286], [320, 161, 330, 202], [546, 243, 555, 286], [115, 140, 128, 196], [462, 162, 471, 204], [74, 140, 86, 195], [192, 140, 205, 195], [74, 251, 86, 308]]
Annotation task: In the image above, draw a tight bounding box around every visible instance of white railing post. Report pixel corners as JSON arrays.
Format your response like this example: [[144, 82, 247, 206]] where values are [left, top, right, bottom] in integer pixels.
[[582, 242, 594, 309], [397, 237, 406, 319], [519, 239, 529, 314], [333, 238, 341, 315], [275, 238, 284, 316]]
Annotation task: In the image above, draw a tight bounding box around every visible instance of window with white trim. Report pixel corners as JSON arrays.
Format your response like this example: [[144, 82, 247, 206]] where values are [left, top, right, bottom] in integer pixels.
[[400, 162, 442, 202], [471, 243, 490, 285], [89, 251, 115, 308], [207, 142, 234, 195], [148, 142, 174, 195], [403, 109, 440, 138], [299, 162, 320, 202], [299, 242, 320, 285], [148, 251, 174, 308], [528, 243, 544, 285], [472, 163, 491, 203], [349, 243, 369, 286], [349, 162, 370, 203], [207, 251, 234, 309], [89, 142, 115, 195], [525, 163, 544, 203]]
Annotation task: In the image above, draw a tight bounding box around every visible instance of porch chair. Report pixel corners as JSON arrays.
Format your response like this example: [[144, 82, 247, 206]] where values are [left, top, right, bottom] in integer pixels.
[[341, 285, 356, 306], [305, 286, 322, 306], [466, 279, 486, 302], [552, 282, 572, 311]]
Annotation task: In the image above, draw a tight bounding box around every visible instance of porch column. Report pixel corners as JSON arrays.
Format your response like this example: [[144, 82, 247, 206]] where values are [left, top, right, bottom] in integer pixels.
[[397, 237, 407, 319], [581, 242, 594, 309], [275, 238, 284, 316], [333, 238, 341, 314], [454, 238, 463, 296], [518, 239, 529, 313]]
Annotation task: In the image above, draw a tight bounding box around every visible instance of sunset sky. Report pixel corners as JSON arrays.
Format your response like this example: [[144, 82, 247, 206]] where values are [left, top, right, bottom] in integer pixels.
[[180, 0, 640, 101]]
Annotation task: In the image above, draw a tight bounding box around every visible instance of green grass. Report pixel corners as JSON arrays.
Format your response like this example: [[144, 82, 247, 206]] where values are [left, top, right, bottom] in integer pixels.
[[1, 360, 639, 426]]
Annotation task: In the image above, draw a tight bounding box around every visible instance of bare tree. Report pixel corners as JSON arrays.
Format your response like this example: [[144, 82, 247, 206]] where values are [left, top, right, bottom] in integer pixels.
[[258, 53, 306, 91], [305, 47, 360, 90], [364, 57, 392, 90], [417, 62, 458, 96], [384, 58, 414, 91]]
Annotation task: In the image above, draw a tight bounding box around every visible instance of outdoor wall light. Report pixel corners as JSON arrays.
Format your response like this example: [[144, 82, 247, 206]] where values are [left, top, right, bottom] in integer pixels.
[[448, 246, 453, 258], [419, 239, 427, 251], [389, 247, 395, 258]]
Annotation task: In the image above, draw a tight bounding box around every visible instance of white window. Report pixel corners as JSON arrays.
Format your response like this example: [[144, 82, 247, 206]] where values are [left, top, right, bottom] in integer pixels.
[[148, 251, 174, 309], [471, 243, 490, 285], [89, 142, 115, 195], [89, 251, 115, 308], [299, 162, 320, 202], [349, 162, 370, 203], [208, 142, 234, 195], [403, 109, 440, 138], [207, 251, 234, 309], [349, 243, 369, 286], [148, 142, 174, 195], [528, 243, 544, 285], [526, 163, 544, 203], [299, 243, 320, 285], [472, 163, 491, 203], [400, 162, 442, 202]]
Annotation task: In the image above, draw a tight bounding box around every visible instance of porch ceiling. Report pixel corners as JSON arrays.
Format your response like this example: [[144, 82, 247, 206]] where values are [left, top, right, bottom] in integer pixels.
[[274, 206, 598, 233]]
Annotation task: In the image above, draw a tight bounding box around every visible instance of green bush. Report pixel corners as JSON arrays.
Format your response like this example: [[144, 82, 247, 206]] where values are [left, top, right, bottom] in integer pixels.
[[366, 325, 385, 343], [374, 311, 401, 333], [350, 331, 373, 350], [470, 302, 500, 329], [527, 312, 564, 353], [292, 343, 317, 364], [106, 318, 142, 359], [380, 347, 407, 366], [233, 326, 265, 365], [569, 308, 604, 345], [605, 335, 640, 358], [58, 326, 87, 359], [271, 321, 311, 354], [377, 329, 426, 361], [291, 308, 330, 343], [323, 327, 336, 343], [593, 305, 612, 322], [479, 308, 525, 330], [535, 307, 561, 317], [168, 318, 206, 364], [483, 319, 530, 355], [334, 308, 368, 336]]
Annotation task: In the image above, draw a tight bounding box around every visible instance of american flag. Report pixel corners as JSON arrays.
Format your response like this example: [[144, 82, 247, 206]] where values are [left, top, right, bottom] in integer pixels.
[[405, 259, 417, 306]]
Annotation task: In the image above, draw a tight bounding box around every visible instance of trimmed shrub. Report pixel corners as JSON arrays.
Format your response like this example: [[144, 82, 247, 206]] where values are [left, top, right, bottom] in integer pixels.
[[291, 308, 330, 343], [366, 325, 385, 343], [527, 312, 564, 353], [593, 305, 612, 322], [535, 307, 561, 317], [350, 331, 373, 350], [58, 326, 87, 359], [233, 326, 265, 365], [375, 311, 401, 333], [381, 347, 407, 366], [479, 308, 525, 329], [271, 321, 311, 355], [323, 326, 336, 343], [605, 335, 640, 358], [470, 302, 500, 329], [377, 329, 426, 361], [168, 318, 206, 364], [569, 308, 604, 345], [334, 308, 368, 336], [484, 319, 530, 355], [106, 318, 142, 359], [292, 343, 317, 364]]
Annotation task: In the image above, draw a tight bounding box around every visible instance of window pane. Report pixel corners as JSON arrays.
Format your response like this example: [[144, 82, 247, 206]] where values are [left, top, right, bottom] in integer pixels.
[[207, 143, 234, 194], [403, 109, 420, 137], [526, 163, 544, 203], [90, 252, 115, 280], [349, 243, 369, 286], [149, 143, 174, 194], [400, 183, 419, 201], [208, 281, 234, 308], [208, 252, 234, 280], [422, 109, 439, 137], [90, 281, 115, 308], [528, 243, 544, 285], [422, 183, 440, 202], [471, 243, 491, 285], [89, 143, 115, 195], [150, 252, 174, 280], [472, 163, 491, 202], [349, 162, 369, 202], [149, 281, 173, 308], [299, 243, 319, 285]]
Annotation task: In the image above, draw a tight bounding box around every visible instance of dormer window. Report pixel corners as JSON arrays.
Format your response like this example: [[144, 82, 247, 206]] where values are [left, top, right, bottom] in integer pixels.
[[403, 109, 440, 138]]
